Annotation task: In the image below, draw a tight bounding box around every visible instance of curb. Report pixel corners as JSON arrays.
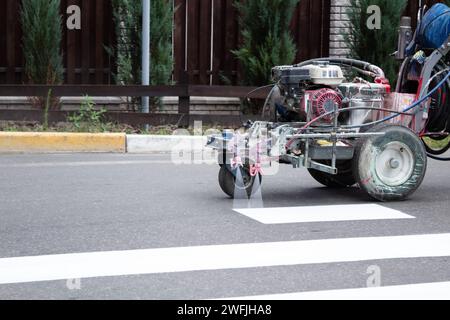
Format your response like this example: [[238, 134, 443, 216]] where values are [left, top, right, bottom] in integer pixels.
[[0, 132, 211, 153], [126, 135, 207, 153], [0, 132, 126, 153]]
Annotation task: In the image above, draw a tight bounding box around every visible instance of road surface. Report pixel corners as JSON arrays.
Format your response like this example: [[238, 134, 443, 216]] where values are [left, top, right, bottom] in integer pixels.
[[1, 153, 450, 300]]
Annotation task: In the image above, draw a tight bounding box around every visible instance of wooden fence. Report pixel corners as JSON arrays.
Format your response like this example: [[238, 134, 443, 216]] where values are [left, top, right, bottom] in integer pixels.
[[1, 0, 331, 86], [173, 0, 331, 85], [0, 0, 447, 86], [0, 0, 115, 85], [0, 84, 270, 126]]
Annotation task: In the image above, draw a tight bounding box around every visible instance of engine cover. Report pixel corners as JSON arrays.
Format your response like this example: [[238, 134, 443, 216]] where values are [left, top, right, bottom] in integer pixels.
[[299, 63, 345, 87], [306, 89, 342, 122]]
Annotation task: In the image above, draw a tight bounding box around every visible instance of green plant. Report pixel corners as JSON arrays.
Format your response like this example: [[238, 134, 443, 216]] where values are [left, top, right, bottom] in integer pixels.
[[67, 96, 108, 132], [111, 0, 142, 86], [21, 0, 63, 109], [111, 0, 174, 111], [232, 0, 299, 87], [346, 0, 407, 85]]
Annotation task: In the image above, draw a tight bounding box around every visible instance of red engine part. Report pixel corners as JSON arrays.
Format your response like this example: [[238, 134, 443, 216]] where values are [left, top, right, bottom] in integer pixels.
[[307, 89, 342, 122], [375, 77, 392, 93]]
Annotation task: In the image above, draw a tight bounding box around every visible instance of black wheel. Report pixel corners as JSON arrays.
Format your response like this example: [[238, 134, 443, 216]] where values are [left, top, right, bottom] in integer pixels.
[[218, 163, 262, 199], [353, 124, 427, 201], [308, 160, 356, 188]]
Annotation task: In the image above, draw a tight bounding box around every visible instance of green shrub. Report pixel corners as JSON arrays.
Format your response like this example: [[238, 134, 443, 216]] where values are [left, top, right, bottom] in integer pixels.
[[67, 96, 108, 132], [111, 0, 142, 86], [21, 0, 64, 109], [346, 0, 407, 84], [111, 0, 174, 111], [232, 0, 299, 86]]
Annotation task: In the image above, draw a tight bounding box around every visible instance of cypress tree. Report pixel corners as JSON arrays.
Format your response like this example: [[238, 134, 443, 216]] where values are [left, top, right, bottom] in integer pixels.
[[233, 0, 299, 86], [112, 0, 173, 111], [21, 0, 64, 109], [112, 0, 173, 86], [346, 0, 407, 84], [111, 0, 142, 86]]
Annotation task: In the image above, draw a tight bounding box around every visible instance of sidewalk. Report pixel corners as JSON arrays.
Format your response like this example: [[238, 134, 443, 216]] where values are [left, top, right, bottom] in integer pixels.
[[0, 132, 207, 153]]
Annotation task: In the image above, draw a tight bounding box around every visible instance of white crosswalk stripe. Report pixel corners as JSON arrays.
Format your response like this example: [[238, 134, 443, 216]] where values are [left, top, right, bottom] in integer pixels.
[[234, 204, 414, 224], [223, 281, 450, 300], [1, 233, 450, 286], [2, 200, 450, 299]]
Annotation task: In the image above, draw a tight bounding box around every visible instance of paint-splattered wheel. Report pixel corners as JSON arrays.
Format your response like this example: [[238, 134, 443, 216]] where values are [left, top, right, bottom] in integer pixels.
[[218, 160, 262, 199], [353, 124, 427, 201]]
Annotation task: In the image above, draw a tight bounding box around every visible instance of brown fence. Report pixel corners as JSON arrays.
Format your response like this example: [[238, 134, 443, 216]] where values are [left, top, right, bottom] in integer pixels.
[[1, 0, 330, 86], [173, 0, 331, 85], [0, 84, 271, 126], [0, 0, 115, 85], [1, 0, 447, 86]]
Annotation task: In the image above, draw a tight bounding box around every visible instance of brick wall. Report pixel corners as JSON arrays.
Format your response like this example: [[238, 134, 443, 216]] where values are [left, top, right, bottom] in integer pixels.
[[330, 0, 352, 57]]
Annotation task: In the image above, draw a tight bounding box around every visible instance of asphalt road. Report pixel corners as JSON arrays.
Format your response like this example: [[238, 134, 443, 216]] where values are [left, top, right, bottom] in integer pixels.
[[1, 152, 450, 300]]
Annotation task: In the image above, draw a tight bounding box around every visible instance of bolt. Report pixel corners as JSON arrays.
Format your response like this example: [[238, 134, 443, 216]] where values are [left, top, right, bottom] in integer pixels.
[[389, 158, 400, 169]]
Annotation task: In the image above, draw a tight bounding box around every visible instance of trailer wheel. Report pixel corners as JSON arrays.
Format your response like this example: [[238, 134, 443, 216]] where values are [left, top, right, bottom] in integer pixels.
[[353, 124, 427, 201], [218, 163, 262, 199], [308, 160, 355, 188]]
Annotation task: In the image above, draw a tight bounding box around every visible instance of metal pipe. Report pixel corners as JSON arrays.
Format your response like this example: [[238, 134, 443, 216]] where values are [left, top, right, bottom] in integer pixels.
[[331, 103, 338, 169], [295, 57, 385, 79], [142, 0, 151, 114], [287, 132, 385, 139]]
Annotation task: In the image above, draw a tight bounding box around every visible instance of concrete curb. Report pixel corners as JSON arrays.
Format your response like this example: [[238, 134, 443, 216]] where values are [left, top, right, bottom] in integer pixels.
[[0, 132, 126, 153], [0, 132, 211, 153], [126, 135, 207, 153]]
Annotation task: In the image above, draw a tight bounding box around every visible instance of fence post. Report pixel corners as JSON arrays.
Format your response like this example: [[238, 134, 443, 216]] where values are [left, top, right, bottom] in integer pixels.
[[178, 71, 190, 127]]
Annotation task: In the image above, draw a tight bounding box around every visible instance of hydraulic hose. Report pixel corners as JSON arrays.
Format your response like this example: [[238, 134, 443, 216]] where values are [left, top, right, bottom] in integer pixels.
[[343, 70, 450, 129], [241, 84, 276, 126], [296, 57, 385, 79], [426, 153, 450, 161], [296, 71, 449, 131], [286, 71, 450, 150]]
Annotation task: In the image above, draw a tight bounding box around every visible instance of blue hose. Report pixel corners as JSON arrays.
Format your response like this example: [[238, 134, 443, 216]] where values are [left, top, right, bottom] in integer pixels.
[[387, 71, 450, 119]]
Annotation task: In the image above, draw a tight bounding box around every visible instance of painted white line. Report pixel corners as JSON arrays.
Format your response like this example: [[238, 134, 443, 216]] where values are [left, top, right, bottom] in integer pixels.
[[234, 204, 414, 224], [127, 135, 207, 153], [1, 233, 450, 285], [0, 160, 174, 168], [224, 281, 450, 300]]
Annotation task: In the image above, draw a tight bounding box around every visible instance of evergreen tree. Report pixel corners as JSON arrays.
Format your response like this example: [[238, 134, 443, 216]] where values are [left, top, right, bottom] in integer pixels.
[[112, 0, 173, 111], [112, 0, 173, 86], [111, 0, 142, 86], [21, 0, 63, 86], [150, 0, 174, 86], [346, 0, 407, 84], [232, 0, 299, 86]]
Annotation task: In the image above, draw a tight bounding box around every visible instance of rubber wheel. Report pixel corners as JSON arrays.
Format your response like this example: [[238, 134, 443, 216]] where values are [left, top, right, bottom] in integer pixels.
[[218, 163, 262, 199], [308, 160, 356, 188], [353, 124, 427, 201]]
